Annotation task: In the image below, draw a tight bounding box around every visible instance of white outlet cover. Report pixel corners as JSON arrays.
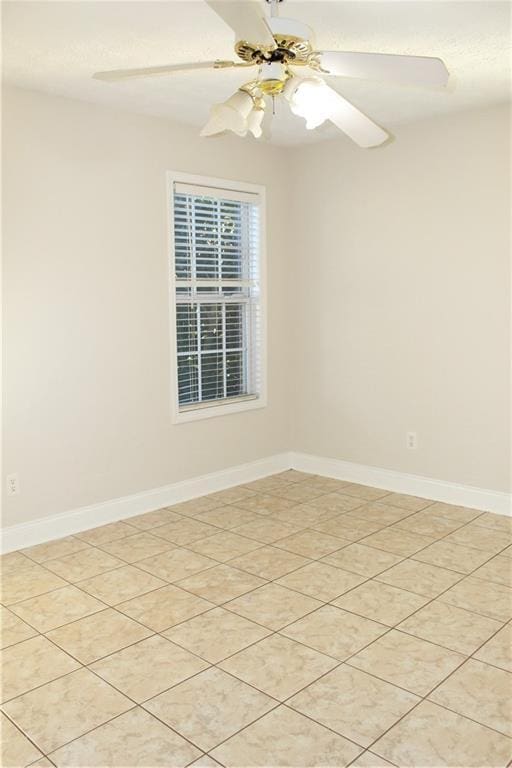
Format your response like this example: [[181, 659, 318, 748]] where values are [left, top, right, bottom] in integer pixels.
[[406, 432, 417, 450], [6, 473, 20, 496]]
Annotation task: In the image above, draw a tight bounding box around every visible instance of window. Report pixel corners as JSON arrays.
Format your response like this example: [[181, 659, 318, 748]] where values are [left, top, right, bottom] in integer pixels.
[[168, 172, 266, 423]]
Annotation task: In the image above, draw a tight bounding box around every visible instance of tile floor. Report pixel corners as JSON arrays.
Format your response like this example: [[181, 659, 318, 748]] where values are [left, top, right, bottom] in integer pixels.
[[1, 470, 511, 767]]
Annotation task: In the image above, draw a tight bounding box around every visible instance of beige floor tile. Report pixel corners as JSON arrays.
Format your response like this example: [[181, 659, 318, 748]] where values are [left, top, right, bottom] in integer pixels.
[[207, 487, 257, 505], [348, 629, 464, 696], [21, 537, 90, 564], [163, 607, 270, 662], [281, 605, 387, 660], [177, 564, 265, 604], [46, 608, 153, 664], [1, 712, 43, 767], [195, 505, 259, 530], [372, 700, 512, 767], [2, 668, 132, 754], [276, 529, 348, 559], [229, 546, 311, 580], [219, 634, 338, 700], [289, 664, 419, 747], [501, 544, 512, 558], [272, 503, 335, 527], [423, 502, 483, 524], [323, 543, 403, 577], [242, 475, 294, 492], [361, 528, 434, 557], [378, 493, 432, 512], [337, 484, 390, 502], [0, 606, 37, 649], [231, 518, 301, 543], [412, 539, 492, 573], [151, 518, 219, 546], [351, 504, 412, 526], [226, 583, 321, 630], [1, 563, 67, 606], [474, 623, 512, 671], [145, 667, 276, 752], [308, 493, 366, 514], [429, 658, 512, 736], [0, 551, 35, 575], [270, 484, 325, 503], [1, 635, 79, 702], [97, 532, 174, 563], [312, 516, 381, 541], [395, 512, 464, 538], [188, 757, 222, 767], [117, 585, 213, 631], [27, 759, 53, 767], [342, 513, 389, 533], [438, 576, 512, 621], [75, 521, 138, 546], [211, 704, 361, 767], [126, 508, 183, 530], [49, 707, 200, 767], [232, 493, 298, 515], [351, 751, 397, 767], [470, 512, 512, 534], [135, 548, 217, 582], [91, 634, 208, 702], [168, 496, 223, 516], [293, 476, 351, 493], [77, 564, 166, 604], [187, 531, 262, 561], [9, 586, 105, 632], [443, 525, 511, 554], [277, 562, 366, 601], [376, 559, 462, 598], [472, 555, 512, 587], [333, 580, 429, 626], [43, 548, 124, 582], [398, 600, 502, 655]]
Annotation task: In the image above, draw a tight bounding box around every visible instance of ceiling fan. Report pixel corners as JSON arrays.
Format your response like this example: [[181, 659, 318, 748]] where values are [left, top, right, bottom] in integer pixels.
[[93, 0, 450, 148]]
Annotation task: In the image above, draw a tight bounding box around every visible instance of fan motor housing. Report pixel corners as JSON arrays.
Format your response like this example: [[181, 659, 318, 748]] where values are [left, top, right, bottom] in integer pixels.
[[235, 17, 314, 66]]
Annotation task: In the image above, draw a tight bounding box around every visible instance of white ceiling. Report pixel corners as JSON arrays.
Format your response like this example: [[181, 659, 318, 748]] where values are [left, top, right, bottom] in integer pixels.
[[2, 0, 511, 146]]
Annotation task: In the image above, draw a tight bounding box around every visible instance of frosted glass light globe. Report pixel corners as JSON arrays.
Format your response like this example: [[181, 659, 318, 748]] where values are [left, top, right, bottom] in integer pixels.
[[286, 77, 333, 130], [201, 90, 255, 137]]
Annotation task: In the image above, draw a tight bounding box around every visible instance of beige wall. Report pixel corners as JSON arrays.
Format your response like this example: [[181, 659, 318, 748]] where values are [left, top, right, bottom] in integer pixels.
[[2, 87, 292, 526], [288, 104, 511, 493], [3, 89, 510, 529]]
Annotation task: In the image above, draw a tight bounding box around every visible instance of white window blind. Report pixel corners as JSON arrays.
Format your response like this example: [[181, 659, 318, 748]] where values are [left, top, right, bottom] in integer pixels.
[[171, 180, 262, 413]]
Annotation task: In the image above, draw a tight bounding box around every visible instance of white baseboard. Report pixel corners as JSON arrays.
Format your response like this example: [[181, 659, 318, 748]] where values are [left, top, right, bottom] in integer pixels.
[[291, 452, 511, 517], [3, 450, 510, 554], [0, 452, 292, 554]]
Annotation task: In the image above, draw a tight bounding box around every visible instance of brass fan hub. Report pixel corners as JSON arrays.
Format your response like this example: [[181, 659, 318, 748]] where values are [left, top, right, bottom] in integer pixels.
[[235, 34, 313, 66]]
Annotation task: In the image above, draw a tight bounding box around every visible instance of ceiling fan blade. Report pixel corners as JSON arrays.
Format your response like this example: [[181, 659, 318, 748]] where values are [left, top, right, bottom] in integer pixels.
[[324, 84, 389, 148], [93, 60, 241, 81], [316, 51, 449, 88], [204, 0, 275, 47]]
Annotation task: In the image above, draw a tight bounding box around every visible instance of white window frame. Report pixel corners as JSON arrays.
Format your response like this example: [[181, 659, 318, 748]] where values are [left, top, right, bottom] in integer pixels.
[[167, 171, 267, 424]]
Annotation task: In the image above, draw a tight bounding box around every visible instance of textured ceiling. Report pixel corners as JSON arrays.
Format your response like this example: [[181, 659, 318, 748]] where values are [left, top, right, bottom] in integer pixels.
[[2, 0, 511, 146]]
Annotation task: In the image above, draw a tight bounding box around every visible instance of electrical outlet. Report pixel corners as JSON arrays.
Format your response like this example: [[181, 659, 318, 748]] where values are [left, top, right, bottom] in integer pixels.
[[6, 473, 20, 496], [406, 432, 417, 450]]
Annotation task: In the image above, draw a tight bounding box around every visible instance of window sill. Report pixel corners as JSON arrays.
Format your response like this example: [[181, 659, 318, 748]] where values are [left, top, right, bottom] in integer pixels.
[[172, 394, 266, 424]]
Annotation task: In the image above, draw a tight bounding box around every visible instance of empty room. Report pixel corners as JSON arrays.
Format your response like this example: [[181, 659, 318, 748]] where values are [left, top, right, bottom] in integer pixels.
[[1, 1, 511, 767]]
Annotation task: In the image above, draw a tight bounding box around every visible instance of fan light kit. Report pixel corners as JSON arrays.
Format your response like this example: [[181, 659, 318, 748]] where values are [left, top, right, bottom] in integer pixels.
[[94, 0, 450, 148]]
